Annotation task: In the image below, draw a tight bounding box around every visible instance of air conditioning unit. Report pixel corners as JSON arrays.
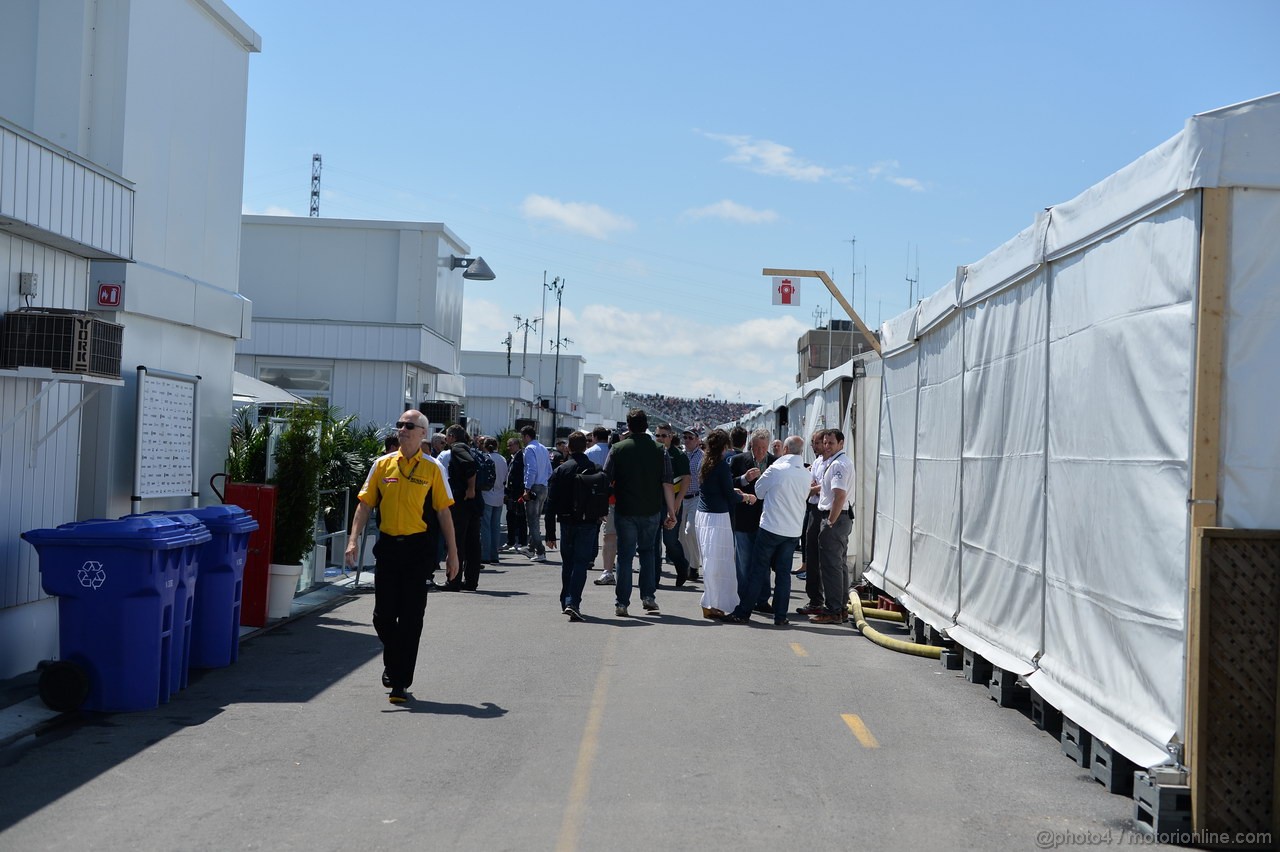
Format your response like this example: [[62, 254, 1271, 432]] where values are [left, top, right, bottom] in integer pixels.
[[418, 400, 460, 427], [0, 309, 124, 379]]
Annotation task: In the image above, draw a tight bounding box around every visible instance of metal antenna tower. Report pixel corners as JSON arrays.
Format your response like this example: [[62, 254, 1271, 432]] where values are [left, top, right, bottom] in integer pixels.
[[905, 242, 920, 306], [309, 154, 322, 217]]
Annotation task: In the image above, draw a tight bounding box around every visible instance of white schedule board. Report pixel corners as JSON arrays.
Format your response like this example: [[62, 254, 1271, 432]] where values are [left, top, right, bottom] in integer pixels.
[[134, 367, 200, 500]]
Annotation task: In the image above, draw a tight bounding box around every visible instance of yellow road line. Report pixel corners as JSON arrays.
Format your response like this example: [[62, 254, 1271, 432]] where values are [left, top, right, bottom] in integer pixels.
[[842, 713, 880, 749], [556, 631, 615, 852], [790, 642, 808, 657]]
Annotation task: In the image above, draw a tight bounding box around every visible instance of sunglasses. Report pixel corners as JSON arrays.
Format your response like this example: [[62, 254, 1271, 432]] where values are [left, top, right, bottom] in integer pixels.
[[394, 421, 422, 430]]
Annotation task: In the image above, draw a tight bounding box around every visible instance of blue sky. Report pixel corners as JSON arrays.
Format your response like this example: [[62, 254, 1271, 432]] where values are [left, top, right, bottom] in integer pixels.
[[234, 0, 1278, 405]]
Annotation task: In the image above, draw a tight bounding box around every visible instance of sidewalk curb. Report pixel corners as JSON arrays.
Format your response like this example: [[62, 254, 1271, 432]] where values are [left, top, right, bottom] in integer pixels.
[[0, 584, 357, 750]]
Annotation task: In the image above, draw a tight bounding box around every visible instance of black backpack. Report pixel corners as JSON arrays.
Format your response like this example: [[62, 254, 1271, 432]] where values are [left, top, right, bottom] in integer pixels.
[[475, 450, 497, 492], [446, 444, 478, 498], [572, 464, 611, 522]]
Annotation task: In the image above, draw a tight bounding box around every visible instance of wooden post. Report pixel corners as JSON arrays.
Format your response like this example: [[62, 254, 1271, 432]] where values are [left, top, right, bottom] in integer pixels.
[[1185, 187, 1229, 832], [762, 268, 882, 356]]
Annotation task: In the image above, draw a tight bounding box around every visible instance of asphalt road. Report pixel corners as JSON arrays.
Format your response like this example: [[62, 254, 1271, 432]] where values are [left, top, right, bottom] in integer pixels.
[[0, 551, 1140, 851]]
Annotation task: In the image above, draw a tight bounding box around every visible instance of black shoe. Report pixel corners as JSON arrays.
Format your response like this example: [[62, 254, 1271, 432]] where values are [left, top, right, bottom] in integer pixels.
[[388, 686, 408, 704], [439, 583, 462, 592], [726, 614, 750, 624], [382, 668, 392, 688], [564, 605, 584, 622], [773, 618, 791, 627], [752, 604, 774, 615], [796, 603, 825, 615]]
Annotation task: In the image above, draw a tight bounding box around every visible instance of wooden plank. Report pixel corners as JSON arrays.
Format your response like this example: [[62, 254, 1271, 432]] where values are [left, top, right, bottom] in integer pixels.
[[762, 267, 882, 355], [1185, 187, 1230, 833]]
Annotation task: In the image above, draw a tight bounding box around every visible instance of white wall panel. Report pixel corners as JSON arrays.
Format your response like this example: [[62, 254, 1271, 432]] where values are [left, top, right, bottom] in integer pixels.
[[869, 348, 917, 593], [958, 272, 1046, 667], [1220, 189, 1280, 528], [1039, 200, 1197, 760], [908, 313, 963, 625]]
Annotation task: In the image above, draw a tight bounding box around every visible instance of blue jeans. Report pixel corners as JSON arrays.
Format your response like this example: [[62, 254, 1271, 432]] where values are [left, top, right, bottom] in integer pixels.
[[733, 527, 796, 622], [480, 503, 503, 561], [614, 511, 661, 607], [524, 484, 548, 554], [559, 520, 601, 610], [733, 529, 769, 608]]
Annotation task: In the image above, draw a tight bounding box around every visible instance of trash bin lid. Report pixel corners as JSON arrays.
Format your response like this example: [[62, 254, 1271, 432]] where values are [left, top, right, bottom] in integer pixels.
[[130, 512, 213, 545], [22, 515, 195, 550], [175, 505, 260, 534]]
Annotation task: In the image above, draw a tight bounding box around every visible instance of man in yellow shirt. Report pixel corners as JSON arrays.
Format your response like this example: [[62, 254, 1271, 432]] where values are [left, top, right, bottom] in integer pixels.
[[346, 410, 459, 704]]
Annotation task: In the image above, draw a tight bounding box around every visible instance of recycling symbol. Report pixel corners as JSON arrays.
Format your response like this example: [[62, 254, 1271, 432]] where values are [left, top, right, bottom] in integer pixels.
[[77, 561, 106, 590]]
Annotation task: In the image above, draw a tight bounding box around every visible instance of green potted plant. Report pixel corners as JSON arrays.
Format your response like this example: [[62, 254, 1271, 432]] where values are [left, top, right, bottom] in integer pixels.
[[266, 404, 325, 616]]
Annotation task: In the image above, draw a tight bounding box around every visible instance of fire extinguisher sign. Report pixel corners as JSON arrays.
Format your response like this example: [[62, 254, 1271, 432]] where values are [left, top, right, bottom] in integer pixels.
[[772, 276, 800, 306]]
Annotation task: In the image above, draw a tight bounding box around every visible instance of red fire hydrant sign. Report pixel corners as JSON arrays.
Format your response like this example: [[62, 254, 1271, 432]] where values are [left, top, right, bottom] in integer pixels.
[[772, 276, 800, 306]]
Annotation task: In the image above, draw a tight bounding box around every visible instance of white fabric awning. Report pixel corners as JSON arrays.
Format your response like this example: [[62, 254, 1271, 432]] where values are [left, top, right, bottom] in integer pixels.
[[232, 371, 307, 405]]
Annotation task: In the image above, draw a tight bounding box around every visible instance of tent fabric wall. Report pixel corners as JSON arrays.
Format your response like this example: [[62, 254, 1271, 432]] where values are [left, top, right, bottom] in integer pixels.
[[869, 347, 917, 595], [867, 93, 1280, 768], [905, 312, 963, 627], [1033, 197, 1199, 767], [1220, 188, 1280, 529], [953, 271, 1048, 674]]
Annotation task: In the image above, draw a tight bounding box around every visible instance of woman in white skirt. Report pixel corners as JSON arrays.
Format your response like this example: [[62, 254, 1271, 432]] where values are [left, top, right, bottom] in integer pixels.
[[696, 429, 756, 619]]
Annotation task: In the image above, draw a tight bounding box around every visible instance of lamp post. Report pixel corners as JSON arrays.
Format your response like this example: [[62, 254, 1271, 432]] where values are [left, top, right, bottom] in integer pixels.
[[550, 335, 572, 439], [546, 276, 567, 439]]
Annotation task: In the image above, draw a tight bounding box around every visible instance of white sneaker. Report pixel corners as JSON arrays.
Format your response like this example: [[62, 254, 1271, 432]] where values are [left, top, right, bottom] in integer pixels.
[[593, 573, 615, 585]]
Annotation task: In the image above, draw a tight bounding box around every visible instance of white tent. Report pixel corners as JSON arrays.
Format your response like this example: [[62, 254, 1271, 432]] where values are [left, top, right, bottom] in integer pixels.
[[868, 93, 1280, 769], [232, 371, 307, 406]]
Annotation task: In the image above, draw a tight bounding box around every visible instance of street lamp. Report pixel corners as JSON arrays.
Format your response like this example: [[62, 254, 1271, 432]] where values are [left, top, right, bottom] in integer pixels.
[[449, 255, 496, 281]]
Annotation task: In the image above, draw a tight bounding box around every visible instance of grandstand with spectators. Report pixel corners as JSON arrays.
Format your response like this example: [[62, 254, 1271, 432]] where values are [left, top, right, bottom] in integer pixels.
[[621, 392, 759, 434]]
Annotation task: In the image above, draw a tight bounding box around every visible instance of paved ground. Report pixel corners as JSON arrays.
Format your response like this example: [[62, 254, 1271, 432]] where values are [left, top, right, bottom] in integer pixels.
[[0, 550, 1143, 851]]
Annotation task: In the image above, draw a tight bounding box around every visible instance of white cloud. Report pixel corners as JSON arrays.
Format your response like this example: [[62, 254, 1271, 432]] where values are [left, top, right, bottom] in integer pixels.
[[520, 194, 635, 240], [681, 200, 778, 224], [868, 160, 926, 192], [462, 300, 812, 408], [700, 132, 831, 182]]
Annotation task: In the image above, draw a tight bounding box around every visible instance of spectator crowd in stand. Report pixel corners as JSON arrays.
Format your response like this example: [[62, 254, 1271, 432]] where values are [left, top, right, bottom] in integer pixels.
[[622, 392, 758, 435]]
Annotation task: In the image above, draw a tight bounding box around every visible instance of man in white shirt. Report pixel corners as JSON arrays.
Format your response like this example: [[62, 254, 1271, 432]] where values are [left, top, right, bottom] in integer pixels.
[[810, 428, 855, 625], [728, 435, 811, 626], [480, 436, 508, 564]]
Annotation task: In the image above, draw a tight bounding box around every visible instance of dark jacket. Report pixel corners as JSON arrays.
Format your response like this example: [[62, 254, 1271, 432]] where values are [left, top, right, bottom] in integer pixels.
[[546, 452, 600, 524], [505, 449, 525, 501], [730, 451, 776, 532], [603, 433, 671, 517]]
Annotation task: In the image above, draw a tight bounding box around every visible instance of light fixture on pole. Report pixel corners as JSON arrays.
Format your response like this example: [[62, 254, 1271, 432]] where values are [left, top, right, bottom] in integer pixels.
[[449, 255, 496, 281]]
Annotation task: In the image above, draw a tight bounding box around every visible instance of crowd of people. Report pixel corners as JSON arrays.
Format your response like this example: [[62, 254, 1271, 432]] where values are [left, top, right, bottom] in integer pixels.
[[344, 407, 855, 704], [622, 392, 758, 435]]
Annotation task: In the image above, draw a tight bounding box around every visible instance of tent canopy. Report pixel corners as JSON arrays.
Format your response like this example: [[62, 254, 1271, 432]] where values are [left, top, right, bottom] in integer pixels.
[[232, 371, 307, 405]]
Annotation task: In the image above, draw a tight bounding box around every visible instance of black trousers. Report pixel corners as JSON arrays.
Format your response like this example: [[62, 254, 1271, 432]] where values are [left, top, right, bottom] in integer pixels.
[[803, 504, 824, 606], [446, 502, 483, 590], [371, 532, 431, 689]]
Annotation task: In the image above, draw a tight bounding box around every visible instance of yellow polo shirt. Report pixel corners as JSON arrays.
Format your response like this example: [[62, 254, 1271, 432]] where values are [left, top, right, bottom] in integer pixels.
[[357, 449, 453, 536]]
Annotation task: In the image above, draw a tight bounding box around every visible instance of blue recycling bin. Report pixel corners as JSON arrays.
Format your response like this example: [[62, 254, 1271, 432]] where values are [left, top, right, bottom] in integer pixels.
[[133, 513, 212, 693], [21, 516, 199, 712], [173, 506, 258, 669]]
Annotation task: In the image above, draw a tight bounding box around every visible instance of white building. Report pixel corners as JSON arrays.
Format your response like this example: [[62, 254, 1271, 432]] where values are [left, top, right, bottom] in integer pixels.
[[237, 216, 485, 430], [460, 349, 593, 440], [0, 0, 260, 678]]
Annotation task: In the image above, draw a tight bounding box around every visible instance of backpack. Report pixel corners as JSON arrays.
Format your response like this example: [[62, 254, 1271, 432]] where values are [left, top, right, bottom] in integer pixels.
[[572, 464, 611, 522], [475, 450, 497, 492]]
